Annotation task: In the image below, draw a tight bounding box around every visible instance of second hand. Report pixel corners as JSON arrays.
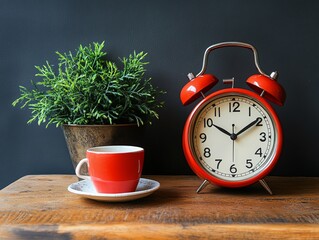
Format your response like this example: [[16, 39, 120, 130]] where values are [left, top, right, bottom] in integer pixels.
[[232, 124, 235, 163]]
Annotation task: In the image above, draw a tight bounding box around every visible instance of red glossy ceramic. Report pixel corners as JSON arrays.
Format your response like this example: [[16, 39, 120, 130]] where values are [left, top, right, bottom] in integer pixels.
[[180, 74, 218, 105], [76, 145, 144, 193], [246, 74, 286, 106]]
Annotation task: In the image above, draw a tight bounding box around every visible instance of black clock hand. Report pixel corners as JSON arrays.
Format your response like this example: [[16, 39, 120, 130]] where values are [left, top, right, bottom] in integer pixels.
[[212, 122, 232, 137], [232, 124, 235, 162], [236, 117, 261, 137]]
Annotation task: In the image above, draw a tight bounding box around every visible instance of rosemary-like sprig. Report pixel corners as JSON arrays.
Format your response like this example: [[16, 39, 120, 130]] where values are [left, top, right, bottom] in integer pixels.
[[13, 42, 165, 127]]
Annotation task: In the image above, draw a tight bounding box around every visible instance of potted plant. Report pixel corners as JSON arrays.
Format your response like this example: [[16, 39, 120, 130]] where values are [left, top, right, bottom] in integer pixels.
[[13, 41, 165, 175]]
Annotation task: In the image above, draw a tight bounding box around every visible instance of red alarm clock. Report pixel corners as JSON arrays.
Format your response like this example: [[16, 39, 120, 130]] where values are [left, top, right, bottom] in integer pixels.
[[180, 42, 286, 194]]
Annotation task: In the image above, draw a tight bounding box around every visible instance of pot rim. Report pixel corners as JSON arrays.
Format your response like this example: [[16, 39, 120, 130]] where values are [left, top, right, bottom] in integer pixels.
[[62, 123, 139, 128]]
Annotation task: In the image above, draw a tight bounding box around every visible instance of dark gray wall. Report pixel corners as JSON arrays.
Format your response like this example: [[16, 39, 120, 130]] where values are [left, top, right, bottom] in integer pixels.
[[1, 0, 318, 189]]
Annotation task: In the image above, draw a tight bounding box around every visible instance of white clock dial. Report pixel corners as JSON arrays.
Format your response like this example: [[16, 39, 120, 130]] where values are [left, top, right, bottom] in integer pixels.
[[191, 93, 277, 181]]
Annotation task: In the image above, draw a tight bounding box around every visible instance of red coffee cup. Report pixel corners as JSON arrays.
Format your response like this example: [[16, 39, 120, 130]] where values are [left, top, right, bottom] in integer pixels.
[[75, 145, 144, 193]]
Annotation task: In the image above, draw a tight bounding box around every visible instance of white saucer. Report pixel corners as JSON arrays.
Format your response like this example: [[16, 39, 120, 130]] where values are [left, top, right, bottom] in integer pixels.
[[68, 178, 160, 202]]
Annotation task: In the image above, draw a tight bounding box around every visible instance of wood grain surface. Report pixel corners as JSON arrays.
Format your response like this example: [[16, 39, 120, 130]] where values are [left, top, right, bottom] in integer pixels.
[[0, 175, 318, 239]]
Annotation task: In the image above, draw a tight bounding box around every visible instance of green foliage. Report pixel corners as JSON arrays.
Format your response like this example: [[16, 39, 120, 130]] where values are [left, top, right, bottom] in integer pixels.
[[13, 42, 165, 127]]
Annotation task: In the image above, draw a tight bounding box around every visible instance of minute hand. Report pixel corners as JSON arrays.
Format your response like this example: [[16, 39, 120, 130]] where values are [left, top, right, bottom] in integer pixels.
[[236, 118, 260, 137]]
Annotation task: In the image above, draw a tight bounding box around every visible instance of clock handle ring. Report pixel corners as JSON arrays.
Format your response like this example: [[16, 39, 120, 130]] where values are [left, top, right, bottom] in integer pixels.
[[197, 42, 268, 77]]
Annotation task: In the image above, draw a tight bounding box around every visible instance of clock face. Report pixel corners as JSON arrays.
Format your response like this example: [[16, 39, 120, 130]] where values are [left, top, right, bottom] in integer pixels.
[[190, 92, 278, 182]]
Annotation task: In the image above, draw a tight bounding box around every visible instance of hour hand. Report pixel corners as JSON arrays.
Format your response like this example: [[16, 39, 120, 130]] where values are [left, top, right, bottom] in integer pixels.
[[212, 122, 231, 137]]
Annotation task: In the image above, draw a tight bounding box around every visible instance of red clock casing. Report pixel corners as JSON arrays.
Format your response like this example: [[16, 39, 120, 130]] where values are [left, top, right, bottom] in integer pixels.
[[182, 88, 283, 188]]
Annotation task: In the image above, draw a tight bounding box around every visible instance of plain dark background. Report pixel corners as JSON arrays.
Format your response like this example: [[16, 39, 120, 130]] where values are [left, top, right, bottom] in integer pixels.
[[1, 0, 318, 189]]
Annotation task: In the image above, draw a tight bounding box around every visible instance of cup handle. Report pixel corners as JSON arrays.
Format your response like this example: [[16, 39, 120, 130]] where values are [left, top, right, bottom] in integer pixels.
[[75, 158, 90, 180]]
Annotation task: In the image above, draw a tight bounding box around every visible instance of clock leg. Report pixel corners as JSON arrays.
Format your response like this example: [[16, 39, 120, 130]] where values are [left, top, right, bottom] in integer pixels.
[[259, 179, 273, 195], [196, 179, 210, 193]]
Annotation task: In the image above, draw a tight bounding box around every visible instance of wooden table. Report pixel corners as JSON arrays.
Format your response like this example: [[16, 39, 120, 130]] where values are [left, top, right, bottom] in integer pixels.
[[0, 175, 318, 239]]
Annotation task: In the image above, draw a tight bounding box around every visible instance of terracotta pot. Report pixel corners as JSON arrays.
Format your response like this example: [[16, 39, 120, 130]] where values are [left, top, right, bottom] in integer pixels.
[[62, 124, 144, 177]]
